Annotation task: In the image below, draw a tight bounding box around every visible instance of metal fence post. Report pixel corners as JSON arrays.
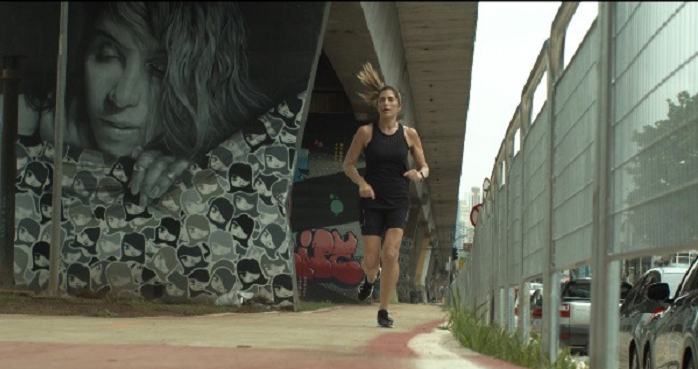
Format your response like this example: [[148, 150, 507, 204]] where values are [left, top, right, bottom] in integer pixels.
[[0, 55, 24, 290], [589, 2, 619, 368], [48, 2, 69, 297], [541, 39, 561, 363]]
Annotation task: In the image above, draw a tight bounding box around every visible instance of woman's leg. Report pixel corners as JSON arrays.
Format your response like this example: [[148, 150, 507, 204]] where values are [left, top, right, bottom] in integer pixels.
[[362, 235, 382, 281], [379, 227, 404, 311]]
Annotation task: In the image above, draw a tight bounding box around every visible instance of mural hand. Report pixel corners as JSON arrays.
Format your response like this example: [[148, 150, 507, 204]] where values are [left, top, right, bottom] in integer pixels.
[[131, 149, 158, 196], [130, 150, 190, 203], [148, 158, 191, 199]]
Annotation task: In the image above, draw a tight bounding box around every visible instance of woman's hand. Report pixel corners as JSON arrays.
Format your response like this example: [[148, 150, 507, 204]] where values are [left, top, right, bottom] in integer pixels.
[[130, 148, 191, 206], [359, 182, 375, 199], [403, 169, 423, 183]]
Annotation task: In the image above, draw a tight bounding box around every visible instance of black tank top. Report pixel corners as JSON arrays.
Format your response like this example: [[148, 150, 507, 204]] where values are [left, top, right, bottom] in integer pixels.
[[361, 122, 410, 209]]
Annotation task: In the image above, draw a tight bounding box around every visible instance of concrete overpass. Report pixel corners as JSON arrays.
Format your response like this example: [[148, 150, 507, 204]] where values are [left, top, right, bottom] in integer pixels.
[[317, 2, 478, 298]]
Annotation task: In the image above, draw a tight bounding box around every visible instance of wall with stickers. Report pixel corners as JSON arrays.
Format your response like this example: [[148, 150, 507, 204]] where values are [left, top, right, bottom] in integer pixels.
[[2, 2, 329, 308]]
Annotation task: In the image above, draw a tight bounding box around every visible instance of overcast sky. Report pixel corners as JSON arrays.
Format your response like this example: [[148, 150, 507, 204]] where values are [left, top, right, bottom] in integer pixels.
[[459, 2, 598, 200]]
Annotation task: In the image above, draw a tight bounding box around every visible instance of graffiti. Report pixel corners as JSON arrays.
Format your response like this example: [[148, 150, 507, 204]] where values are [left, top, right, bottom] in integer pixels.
[[294, 228, 363, 286], [3, 2, 329, 307]]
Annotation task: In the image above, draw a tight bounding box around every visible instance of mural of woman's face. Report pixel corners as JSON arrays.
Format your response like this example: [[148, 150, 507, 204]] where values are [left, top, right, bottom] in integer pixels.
[[265, 154, 285, 169], [234, 196, 254, 211], [161, 195, 179, 212], [85, 16, 164, 158], [125, 202, 145, 215], [123, 242, 143, 257], [157, 227, 177, 242], [154, 254, 168, 272], [253, 179, 271, 196], [189, 278, 206, 291], [97, 187, 115, 204], [239, 270, 260, 284], [229, 221, 248, 240], [131, 265, 144, 284], [112, 163, 128, 182], [260, 230, 275, 249], [208, 205, 225, 224], [210, 274, 227, 293], [25, 169, 43, 188], [107, 215, 126, 229], [179, 255, 201, 268], [245, 133, 266, 147], [17, 156, 29, 170], [277, 101, 293, 118], [279, 130, 296, 144], [72, 178, 88, 197], [62, 173, 73, 187], [211, 242, 232, 256], [33, 253, 49, 268], [196, 182, 218, 195], [187, 225, 209, 241], [18, 227, 37, 243], [91, 264, 103, 284], [264, 263, 286, 276], [63, 252, 81, 264], [209, 155, 227, 171], [229, 174, 250, 188], [185, 202, 206, 215], [68, 273, 88, 290], [71, 213, 90, 227], [166, 282, 185, 297], [110, 274, 131, 287], [99, 239, 120, 254], [275, 285, 294, 298], [258, 212, 278, 225], [40, 204, 52, 219], [77, 231, 96, 247], [43, 145, 55, 159]]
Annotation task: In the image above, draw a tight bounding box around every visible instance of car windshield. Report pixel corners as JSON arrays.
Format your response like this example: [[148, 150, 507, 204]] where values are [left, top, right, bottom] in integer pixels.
[[663, 272, 686, 297]]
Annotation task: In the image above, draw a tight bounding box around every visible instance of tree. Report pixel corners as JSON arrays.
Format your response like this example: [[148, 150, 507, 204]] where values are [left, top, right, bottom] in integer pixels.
[[625, 91, 698, 251]]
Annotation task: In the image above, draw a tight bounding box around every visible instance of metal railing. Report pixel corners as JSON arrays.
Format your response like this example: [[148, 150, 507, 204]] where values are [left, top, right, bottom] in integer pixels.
[[454, 2, 698, 368]]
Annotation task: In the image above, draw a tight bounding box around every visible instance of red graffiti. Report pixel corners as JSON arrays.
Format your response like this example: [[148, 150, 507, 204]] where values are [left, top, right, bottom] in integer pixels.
[[294, 228, 363, 285]]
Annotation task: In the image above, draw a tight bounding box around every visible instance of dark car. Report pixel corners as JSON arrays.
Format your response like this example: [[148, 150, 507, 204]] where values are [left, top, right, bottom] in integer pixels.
[[618, 267, 687, 369], [643, 258, 698, 369]]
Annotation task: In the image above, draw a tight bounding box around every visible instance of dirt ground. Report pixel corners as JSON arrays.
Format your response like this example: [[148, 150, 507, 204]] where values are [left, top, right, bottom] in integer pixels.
[[0, 290, 275, 318]]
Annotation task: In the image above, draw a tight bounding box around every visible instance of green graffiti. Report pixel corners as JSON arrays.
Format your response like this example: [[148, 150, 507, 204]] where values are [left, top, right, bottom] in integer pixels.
[[329, 194, 343, 217]]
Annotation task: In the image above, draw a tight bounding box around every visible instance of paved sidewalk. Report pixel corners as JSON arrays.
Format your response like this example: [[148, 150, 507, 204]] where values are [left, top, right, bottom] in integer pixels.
[[0, 303, 526, 369]]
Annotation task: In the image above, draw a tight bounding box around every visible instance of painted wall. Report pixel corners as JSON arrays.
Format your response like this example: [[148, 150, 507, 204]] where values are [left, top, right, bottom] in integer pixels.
[[3, 2, 328, 308], [290, 111, 367, 303]]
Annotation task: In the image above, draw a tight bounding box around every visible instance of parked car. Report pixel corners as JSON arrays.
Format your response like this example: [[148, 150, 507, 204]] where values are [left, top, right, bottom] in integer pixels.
[[643, 258, 698, 369], [618, 267, 687, 369], [530, 278, 632, 355]]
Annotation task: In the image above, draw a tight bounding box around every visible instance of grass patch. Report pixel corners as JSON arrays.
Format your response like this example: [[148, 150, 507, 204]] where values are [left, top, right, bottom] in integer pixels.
[[445, 288, 583, 369], [0, 291, 272, 317]]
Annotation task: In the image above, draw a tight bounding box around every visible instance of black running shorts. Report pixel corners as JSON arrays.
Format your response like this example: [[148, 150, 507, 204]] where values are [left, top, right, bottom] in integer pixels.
[[359, 207, 410, 236]]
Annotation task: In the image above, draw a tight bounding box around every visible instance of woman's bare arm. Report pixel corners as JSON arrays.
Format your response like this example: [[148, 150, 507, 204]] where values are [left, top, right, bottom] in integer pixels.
[[404, 126, 429, 182], [343, 124, 375, 199]]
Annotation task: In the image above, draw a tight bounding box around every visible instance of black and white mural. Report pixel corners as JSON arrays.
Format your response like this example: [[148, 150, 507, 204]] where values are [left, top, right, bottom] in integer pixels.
[[2, 2, 328, 308]]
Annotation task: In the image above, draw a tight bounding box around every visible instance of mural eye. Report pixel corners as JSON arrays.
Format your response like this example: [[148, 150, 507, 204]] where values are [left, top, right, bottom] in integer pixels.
[[146, 59, 166, 79], [94, 41, 120, 62]]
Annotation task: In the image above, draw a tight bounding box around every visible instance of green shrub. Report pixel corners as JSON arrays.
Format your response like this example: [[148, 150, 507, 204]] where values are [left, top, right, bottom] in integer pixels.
[[445, 287, 583, 369]]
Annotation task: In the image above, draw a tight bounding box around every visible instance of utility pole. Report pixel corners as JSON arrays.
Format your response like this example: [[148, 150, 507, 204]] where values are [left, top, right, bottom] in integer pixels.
[[0, 55, 24, 290]]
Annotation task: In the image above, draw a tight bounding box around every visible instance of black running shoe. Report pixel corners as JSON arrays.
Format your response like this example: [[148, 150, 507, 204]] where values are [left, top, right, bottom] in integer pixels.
[[357, 269, 380, 301], [377, 309, 393, 328]]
